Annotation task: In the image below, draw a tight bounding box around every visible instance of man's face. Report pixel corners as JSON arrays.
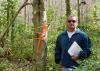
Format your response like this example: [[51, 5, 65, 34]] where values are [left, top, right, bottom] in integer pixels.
[[66, 16, 78, 30]]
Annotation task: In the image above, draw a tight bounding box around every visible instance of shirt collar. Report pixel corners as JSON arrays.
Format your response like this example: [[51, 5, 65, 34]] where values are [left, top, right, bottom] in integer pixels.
[[63, 28, 81, 35]]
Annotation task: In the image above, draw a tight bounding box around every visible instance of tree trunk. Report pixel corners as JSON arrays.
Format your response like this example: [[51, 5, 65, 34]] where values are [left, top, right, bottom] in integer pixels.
[[77, 0, 80, 24], [24, 6, 27, 24], [33, 0, 47, 71], [65, 0, 71, 16], [10, 0, 16, 48], [6, 0, 10, 37], [7, 0, 10, 25]]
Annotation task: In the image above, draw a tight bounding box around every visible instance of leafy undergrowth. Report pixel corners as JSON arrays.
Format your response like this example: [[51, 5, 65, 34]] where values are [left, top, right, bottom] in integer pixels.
[[0, 23, 99, 71]]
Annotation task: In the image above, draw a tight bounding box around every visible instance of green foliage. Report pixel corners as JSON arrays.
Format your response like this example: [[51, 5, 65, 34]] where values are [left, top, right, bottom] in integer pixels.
[[8, 23, 33, 60], [0, 48, 4, 56], [0, 58, 9, 71], [0, 0, 100, 71], [0, 1, 7, 30]]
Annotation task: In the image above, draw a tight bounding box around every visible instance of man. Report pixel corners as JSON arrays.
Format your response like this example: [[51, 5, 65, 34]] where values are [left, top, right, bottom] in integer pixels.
[[55, 15, 91, 71]]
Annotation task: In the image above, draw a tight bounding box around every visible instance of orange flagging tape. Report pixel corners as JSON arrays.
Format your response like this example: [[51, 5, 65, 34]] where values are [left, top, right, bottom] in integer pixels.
[[33, 22, 48, 54]]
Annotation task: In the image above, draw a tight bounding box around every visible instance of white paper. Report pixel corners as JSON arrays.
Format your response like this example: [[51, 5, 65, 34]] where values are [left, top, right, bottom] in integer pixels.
[[68, 41, 82, 56]]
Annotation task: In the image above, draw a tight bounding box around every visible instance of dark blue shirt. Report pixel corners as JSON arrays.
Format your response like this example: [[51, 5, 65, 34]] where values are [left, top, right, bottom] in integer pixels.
[[55, 29, 91, 68]]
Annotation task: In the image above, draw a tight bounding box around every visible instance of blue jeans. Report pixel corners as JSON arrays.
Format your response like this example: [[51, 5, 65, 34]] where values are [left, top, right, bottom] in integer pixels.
[[61, 67, 73, 71]]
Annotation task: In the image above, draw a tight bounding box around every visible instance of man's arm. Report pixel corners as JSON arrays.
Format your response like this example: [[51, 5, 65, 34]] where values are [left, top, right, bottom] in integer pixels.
[[78, 35, 91, 59], [55, 36, 62, 64]]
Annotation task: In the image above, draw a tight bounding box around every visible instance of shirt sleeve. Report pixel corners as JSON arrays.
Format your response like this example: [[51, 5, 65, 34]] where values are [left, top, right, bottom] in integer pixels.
[[55, 36, 62, 64], [78, 35, 91, 59]]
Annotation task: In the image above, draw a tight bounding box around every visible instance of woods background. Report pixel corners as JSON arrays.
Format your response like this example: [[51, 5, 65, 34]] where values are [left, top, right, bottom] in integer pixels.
[[0, 0, 100, 71]]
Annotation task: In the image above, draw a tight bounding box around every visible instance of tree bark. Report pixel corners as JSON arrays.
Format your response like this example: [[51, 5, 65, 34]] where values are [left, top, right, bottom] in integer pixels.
[[24, 5, 27, 24], [77, 0, 80, 24], [65, 0, 71, 16], [7, 0, 10, 25], [33, 0, 47, 71], [10, 0, 16, 48]]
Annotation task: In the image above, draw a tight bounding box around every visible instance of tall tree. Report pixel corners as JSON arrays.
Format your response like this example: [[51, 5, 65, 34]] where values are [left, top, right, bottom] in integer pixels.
[[80, 0, 87, 23], [24, 5, 27, 24], [33, 0, 48, 71], [65, 0, 71, 16], [77, 0, 80, 24], [10, 0, 16, 47], [7, 0, 10, 25]]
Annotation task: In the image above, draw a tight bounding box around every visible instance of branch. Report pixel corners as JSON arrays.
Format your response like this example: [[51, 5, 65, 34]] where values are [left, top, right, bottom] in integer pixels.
[[26, 3, 33, 6], [0, 0, 29, 42]]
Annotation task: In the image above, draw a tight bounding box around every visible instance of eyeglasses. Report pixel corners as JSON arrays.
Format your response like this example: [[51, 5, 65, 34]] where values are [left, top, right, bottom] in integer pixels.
[[67, 20, 76, 23]]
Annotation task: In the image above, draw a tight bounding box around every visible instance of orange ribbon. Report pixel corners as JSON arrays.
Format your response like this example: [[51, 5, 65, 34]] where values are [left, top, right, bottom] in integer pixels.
[[34, 22, 48, 54]]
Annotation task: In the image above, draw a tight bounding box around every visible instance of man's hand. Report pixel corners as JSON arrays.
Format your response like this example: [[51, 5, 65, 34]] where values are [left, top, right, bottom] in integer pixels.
[[71, 55, 79, 61]]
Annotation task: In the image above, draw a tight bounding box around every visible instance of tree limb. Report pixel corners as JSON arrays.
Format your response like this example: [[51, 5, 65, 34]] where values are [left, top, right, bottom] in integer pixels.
[[0, 0, 32, 42]]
